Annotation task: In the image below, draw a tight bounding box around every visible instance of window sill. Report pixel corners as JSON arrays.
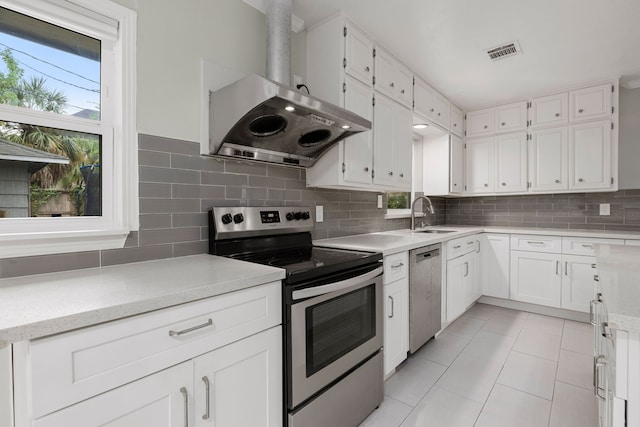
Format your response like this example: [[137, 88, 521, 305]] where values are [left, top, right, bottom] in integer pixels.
[[0, 229, 129, 259]]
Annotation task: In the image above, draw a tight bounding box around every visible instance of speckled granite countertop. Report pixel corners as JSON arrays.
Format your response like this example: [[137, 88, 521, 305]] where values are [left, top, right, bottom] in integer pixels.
[[595, 244, 640, 333], [0, 254, 285, 345]]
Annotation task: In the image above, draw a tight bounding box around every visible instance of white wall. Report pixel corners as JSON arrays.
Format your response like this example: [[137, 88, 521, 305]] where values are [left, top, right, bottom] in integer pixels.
[[619, 87, 640, 189], [113, 0, 306, 143]]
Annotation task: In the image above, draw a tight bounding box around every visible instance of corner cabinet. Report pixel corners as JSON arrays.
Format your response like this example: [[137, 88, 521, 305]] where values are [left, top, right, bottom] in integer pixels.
[[305, 14, 412, 191], [13, 282, 283, 427]]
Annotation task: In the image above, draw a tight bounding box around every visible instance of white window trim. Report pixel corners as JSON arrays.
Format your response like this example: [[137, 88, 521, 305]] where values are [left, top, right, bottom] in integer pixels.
[[0, 0, 138, 259]]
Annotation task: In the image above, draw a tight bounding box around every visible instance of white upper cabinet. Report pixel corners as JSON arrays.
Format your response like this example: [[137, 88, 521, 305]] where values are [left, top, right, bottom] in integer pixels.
[[450, 135, 464, 193], [569, 120, 612, 190], [345, 23, 374, 86], [413, 77, 450, 130], [450, 105, 463, 137], [495, 101, 528, 133], [342, 76, 374, 185], [465, 137, 495, 193], [466, 108, 494, 137], [569, 83, 613, 122], [529, 127, 569, 192], [496, 132, 528, 192], [373, 94, 412, 188], [373, 47, 413, 108], [530, 93, 568, 128], [394, 104, 413, 188]]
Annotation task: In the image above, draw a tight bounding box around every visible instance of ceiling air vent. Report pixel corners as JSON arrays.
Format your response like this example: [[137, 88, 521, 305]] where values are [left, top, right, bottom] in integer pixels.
[[486, 41, 522, 61]]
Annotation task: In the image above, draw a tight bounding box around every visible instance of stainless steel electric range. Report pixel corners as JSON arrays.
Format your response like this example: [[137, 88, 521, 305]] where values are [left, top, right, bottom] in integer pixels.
[[209, 206, 383, 427]]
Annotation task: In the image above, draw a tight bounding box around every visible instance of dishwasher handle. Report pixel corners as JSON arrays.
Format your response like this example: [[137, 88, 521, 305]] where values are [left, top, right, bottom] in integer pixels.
[[414, 248, 440, 262]]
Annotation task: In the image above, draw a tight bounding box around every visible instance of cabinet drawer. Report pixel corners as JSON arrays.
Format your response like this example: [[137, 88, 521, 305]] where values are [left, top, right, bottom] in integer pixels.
[[25, 281, 281, 419], [510, 234, 561, 253], [562, 237, 623, 256], [447, 236, 477, 260], [384, 252, 408, 284]]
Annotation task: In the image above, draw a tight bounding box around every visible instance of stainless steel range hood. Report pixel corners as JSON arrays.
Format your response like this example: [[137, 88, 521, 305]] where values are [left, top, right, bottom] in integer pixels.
[[208, 0, 371, 167]]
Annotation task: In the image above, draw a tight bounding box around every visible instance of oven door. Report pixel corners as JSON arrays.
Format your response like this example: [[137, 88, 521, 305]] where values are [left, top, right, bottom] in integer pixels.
[[288, 266, 383, 409]]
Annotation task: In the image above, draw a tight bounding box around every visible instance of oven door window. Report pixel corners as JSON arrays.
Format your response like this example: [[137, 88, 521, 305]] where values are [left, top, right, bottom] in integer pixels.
[[305, 284, 376, 377]]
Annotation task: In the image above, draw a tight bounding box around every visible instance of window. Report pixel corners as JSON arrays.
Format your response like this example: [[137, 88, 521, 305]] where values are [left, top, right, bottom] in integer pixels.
[[0, 0, 136, 258]]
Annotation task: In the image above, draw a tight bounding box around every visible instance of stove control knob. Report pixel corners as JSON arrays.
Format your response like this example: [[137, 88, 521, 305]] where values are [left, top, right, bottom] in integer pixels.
[[294, 212, 302, 220], [286, 212, 295, 221], [233, 213, 244, 224], [302, 211, 310, 220], [221, 213, 233, 225]]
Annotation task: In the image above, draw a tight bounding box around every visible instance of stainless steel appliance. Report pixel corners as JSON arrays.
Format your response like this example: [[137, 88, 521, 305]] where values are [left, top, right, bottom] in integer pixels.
[[209, 206, 384, 427], [208, 0, 371, 167], [409, 244, 442, 353]]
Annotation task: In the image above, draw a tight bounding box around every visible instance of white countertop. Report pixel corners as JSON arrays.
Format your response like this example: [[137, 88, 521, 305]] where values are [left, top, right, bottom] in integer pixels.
[[0, 254, 285, 345], [595, 244, 640, 333]]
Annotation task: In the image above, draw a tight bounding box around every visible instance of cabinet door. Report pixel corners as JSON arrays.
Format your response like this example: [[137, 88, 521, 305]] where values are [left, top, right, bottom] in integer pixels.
[[374, 47, 395, 99], [531, 93, 568, 128], [344, 23, 374, 86], [569, 83, 613, 122], [496, 132, 527, 192], [450, 105, 463, 137], [373, 93, 396, 187], [495, 101, 527, 133], [396, 64, 413, 109], [481, 234, 510, 299], [510, 251, 561, 307], [569, 120, 611, 190], [462, 252, 478, 308], [446, 257, 466, 322], [394, 105, 413, 188], [34, 362, 194, 427], [413, 77, 437, 121], [450, 135, 464, 193], [434, 92, 451, 130], [194, 327, 282, 427], [561, 255, 595, 313], [384, 278, 409, 376], [465, 137, 495, 193], [466, 108, 494, 137], [343, 76, 374, 185], [529, 127, 568, 192]]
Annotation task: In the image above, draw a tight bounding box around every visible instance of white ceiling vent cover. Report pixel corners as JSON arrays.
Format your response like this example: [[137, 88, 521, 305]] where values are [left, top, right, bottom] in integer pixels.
[[486, 41, 522, 61]]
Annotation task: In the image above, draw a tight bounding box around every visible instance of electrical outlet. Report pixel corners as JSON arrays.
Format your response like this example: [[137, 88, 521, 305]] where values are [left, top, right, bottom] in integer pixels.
[[600, 203, 611, 216], [377, 195, 383, 209], [315, 205, 324, 222]]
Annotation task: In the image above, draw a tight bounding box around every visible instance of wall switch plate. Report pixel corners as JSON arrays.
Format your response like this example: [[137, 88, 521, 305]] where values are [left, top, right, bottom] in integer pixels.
[[315, 205, 323, 222], [377, 195, 383, 209], [600, 203, 611, 216]]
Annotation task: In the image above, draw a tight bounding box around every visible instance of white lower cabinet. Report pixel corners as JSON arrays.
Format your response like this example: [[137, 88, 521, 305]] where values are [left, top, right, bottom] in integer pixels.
[[384, 277, 409, 377], [561, 255, 596, 312], [510, 250, 562, 308], [446, 251, 477, 322], [480, 234, 510, 299]]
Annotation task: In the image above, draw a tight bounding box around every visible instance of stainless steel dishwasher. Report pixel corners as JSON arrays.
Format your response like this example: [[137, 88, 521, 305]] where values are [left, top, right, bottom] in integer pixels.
[[409, 244, 442, 353]]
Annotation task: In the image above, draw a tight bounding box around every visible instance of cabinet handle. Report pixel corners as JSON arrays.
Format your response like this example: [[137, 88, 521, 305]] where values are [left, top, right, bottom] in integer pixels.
[[453, 183, 457, 186], [555, 179, 560, 183], [400, 173, 404, 178], [430, 108, 435, 112], [601, 322, 613, 339], [579, 108, 584, 113], [438, 112, 441, 116], [589, 300, 598, 325], [364, 166, 369, 172], [180, 387, 189, 427], [389, 171, 393, 176], [527, 240, 545, 246], [484, 125, 488, 129], [476, 240, 481, 253], [464, 261, 469, 277], [391, 262, 404, 269], [555, 113, 560, 117], [401, 89, 405, 94], [592, 263, 597, 269], [484, 183, 488, 187], [169, 319, 214, 337], [565, 261, 568, 276], [582, 244, 593, 249], [390, 82, 395, 88], [578, 178, 584, 182], [365, 66, 370, 72], [388, 296, 394, 318], [454, 123, 457, 127], [501, 122, 506, 126], [453, 245, 461, 249], [555, 260, 559, 275], [501, 182, 506, 186], [594, 274, 599, 282], [202, 376, 211, 420], [593, 355, 606, 400]]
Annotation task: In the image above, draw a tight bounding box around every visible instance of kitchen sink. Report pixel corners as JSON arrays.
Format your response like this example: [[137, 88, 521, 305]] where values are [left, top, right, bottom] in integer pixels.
[[416, 230, 456, 234]]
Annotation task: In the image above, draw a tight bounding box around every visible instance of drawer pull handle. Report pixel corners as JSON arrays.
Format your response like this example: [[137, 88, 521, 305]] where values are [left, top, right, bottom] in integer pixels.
[[593, 355, 606, 399], [180, 387, 189, 427], [391, 262, 404, 269], [556, 260, 559, 275], [565, 261, 568, 276], [555, 113, 560, 117], [581, 244, 593, 249], [202, 376, 211, 420], [388, 296, 394, 318], [169, 319, 214, 337], [527, 241, 545, 246], [453, 245, 461, 249]]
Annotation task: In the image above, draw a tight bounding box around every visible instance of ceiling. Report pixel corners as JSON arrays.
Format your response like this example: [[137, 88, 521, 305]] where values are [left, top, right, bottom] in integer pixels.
[[291, 0, 640, 110]]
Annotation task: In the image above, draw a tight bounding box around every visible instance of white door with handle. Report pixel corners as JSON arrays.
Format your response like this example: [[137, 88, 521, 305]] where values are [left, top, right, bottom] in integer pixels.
[[384, 278, 409, 376], [561, 255, 596, 313], [510, 251, 562, 307]]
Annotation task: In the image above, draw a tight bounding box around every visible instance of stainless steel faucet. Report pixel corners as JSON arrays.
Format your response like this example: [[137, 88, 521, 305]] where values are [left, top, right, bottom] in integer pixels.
[[410, 195, 435, 230]]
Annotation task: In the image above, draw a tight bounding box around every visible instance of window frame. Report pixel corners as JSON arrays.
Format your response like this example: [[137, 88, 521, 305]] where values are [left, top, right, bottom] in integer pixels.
[[0, 0, 137, 258]]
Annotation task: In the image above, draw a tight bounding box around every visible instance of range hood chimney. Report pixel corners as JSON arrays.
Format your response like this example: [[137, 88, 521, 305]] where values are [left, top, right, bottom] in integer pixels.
[[208, 0, 371, 167]]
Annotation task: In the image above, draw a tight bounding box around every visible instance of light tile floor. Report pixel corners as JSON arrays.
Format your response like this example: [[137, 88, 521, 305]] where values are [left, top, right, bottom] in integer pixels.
[[360, 303, 598, 427]]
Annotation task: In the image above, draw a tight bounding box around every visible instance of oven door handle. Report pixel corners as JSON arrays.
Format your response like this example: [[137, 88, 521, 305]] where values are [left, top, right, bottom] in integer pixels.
[[291, 267, 383, 301]]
